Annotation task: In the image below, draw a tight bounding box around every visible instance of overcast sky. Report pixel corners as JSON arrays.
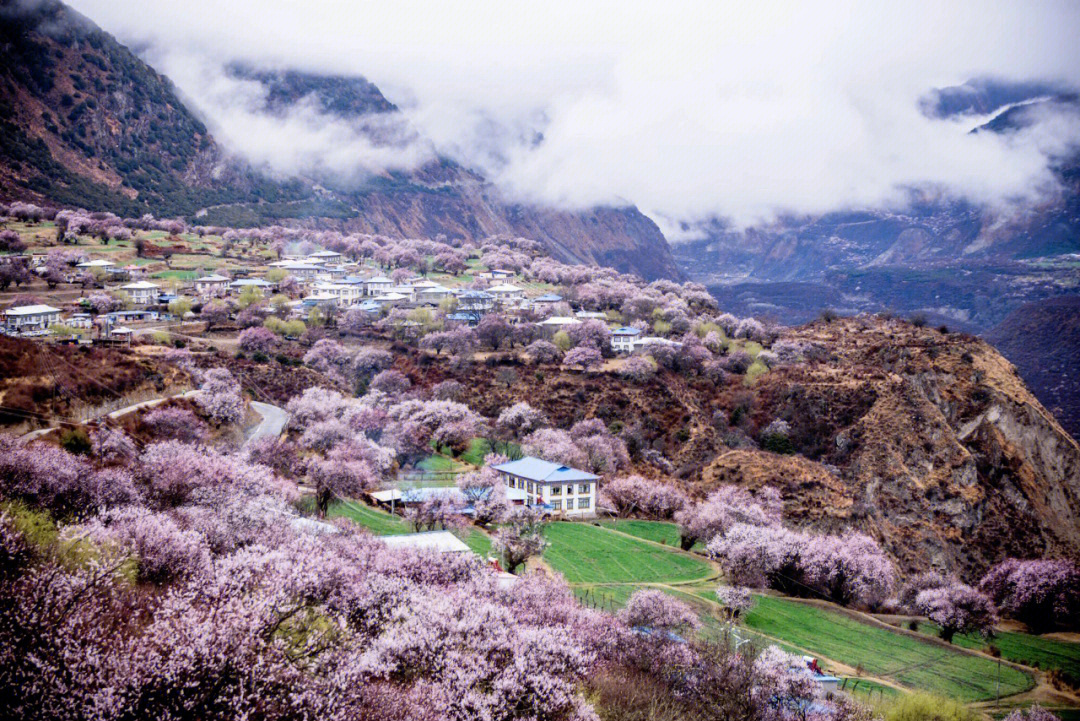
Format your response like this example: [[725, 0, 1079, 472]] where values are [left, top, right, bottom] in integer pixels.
[[70, 0, 1080, 236]]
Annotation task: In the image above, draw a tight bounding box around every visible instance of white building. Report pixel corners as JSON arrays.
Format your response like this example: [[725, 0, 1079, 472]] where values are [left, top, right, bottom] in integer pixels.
[[309, 281, 363, 306], [416, 284, 453, 305], [492, 456, 599, 517], [193, 274, 230, 296], [370, 291, 409, 308], [308, 250, 342, 262], [386, 285, 417, 302], [230, 278, 275, 295], [4, 304, 61, 332], [76, 259, 115, 270], [611, 326, 642, 353], [487, 283, 525, 304], [364, 276, 393, 296], [121, 281, 161, 305], [634, 336, 683, 351], [279, 263, 321, 279], [538, 316, 582, 330]]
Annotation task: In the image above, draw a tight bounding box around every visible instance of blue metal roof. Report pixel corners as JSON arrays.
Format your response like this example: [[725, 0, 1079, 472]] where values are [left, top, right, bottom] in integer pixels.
[[534, 293, 563, 302], [492, 456, 599, 483], [612, 326, 642, 335]]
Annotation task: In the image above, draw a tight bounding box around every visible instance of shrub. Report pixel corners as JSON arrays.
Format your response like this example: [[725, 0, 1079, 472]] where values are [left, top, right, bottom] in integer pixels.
[[877, 692, 978, 721], [59, 428, 92, 456]]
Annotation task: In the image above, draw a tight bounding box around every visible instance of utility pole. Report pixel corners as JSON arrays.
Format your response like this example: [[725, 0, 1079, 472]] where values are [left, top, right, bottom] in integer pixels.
[[996, 659, 1000, 708]]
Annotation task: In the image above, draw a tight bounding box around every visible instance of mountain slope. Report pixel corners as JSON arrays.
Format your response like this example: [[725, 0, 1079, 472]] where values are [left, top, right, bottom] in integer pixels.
[[0, 0, 680, 280], [0, 0, 299, 216], [985, 295, 1080, 441]]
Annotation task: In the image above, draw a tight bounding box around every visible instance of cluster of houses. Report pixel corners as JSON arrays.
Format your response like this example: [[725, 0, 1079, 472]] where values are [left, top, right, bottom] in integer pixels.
[[6, 249, 681, 354]]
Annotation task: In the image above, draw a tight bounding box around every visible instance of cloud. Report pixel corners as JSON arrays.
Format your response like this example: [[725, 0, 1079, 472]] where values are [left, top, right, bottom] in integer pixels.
[[70, 0, 1080, 232]]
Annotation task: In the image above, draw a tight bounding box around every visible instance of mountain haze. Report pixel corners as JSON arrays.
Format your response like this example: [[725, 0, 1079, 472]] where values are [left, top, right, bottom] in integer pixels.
[[0, 0, 680, 280]]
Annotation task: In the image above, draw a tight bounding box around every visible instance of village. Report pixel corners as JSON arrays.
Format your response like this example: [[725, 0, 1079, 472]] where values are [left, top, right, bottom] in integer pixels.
[[0, 210, 1077, 721]]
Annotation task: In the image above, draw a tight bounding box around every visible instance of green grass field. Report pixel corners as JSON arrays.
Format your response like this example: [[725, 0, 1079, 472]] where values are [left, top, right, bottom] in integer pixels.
[[328, 499, 412, 535], [461, 529, 493, 557], [714, 593, 1033, 702], [542, 522, 714, 584], [416, 453, 461, 473], [912, 622, 1080, 683], [598, 519, 704, 551]]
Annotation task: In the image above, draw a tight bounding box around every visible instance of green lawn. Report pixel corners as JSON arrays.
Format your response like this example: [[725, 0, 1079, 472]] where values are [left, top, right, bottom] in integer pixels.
[[598, 519, 703, 551], [542, 522, 714, 584], [416, 453, 460, 473], [458, 438, 520, 466], [714, 593, 1032, 702], [461, 528, 493, 557], [328, 500, 412, 535], [152, 270, 199, 280], [912, 622, 1080, 684]]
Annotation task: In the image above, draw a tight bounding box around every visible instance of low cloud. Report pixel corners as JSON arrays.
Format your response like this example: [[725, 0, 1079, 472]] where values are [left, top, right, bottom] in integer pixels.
[[71, 0, 1080, 231]]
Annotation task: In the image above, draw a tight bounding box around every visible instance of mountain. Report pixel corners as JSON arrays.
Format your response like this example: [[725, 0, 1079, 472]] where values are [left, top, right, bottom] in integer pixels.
[[0, 0, 680, 280], [985, 295, 1080, 441], [0, 0, 299, 217], [413, 316, 1080, 577]]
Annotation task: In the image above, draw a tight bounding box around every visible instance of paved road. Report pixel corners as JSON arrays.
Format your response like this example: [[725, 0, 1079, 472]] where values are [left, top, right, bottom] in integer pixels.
[[246, 401, 289, 445], [18, 388, 199, 443]]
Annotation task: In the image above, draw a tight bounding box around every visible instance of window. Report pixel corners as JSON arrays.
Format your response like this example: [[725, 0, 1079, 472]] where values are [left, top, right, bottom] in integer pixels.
[[578, 498, 591, 509], [551, 485, 561, 496], [551, 500, 562, 510], [565, 485, 573, 496], [579, 483, 591, 494], [527, 482, 534, 494]]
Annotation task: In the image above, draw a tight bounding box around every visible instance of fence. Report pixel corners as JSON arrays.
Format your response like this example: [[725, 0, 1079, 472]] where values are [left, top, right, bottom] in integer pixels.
[[578, 588, 621, 614], [71, 384, 192, 423], [396, 470, 462, 486]]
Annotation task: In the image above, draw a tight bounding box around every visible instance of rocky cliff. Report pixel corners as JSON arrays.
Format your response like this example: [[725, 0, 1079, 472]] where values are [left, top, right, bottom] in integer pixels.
[[413, 317, 1080, 579]]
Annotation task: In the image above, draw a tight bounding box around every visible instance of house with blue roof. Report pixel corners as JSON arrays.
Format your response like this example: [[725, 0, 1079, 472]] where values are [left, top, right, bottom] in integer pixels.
[[611, 326, 642, 353], [491, 456, 599, 517]]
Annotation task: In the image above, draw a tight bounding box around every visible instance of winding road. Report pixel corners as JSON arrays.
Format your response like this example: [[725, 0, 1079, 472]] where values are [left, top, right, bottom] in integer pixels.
[[245, 401, 290, 445]]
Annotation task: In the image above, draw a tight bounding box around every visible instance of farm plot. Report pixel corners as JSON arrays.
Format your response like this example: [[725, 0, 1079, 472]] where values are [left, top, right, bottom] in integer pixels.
[[720, 593, 1033, 702], [542, 522, 714, 584], [912, 622, 1080, 685]]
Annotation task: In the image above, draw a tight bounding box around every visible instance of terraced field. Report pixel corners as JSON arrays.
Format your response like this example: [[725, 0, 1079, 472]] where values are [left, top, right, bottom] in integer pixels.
[[702, 592, 1034, 703], [542, 521, 714, 584]]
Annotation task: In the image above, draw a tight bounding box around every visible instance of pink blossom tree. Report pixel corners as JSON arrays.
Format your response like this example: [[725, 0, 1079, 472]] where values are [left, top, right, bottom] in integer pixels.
[[238, 326, 277, 354], [563, 346, 602, 371], [979, 558, 1080, 633], [494, 506, 548, 574], [195, 367, 244, 425], [525, 339, 563, 364], [142, 406, 208, 444], [915, 583, 998, 643]]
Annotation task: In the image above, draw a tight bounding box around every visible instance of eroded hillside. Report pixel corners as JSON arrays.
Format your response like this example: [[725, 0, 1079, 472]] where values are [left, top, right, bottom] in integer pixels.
[[403, 317, 1080, 579]]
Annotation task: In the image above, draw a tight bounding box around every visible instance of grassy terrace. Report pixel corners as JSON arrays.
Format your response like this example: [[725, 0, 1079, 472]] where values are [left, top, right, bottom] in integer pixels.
[[697, 592, 1034, 702], [542, 521, 714, 584], [328, 499, 411, 535], [328, 499, 493, 557], [597, 519, 704, 551], [911, 622, 1080, 684]]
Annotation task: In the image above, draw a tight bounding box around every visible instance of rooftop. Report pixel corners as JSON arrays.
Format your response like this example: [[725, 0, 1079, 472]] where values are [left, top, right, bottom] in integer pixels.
[[492, 456, 599, 483], [613, 326, 642, 335], [534, 293, 563, 302], [538, 316, 582, 326], [380, 531, 472, 554], [487, 283, 523, 293], [4, 304, 61, 315], [121, 281, 160, 290]]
